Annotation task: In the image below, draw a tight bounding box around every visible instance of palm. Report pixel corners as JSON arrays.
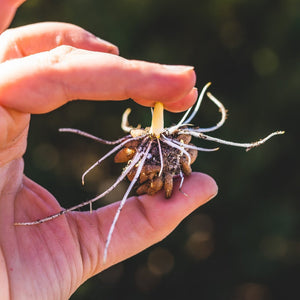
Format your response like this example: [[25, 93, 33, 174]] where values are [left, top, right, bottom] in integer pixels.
[[1, 170, 83, 299]]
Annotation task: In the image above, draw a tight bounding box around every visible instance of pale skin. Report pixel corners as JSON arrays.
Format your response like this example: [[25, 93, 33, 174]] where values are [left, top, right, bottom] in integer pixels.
[[0, 1, 218, 299]]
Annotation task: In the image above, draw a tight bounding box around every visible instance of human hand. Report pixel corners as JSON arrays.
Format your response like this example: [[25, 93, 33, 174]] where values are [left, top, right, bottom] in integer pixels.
[[0, 1, 218, 299]]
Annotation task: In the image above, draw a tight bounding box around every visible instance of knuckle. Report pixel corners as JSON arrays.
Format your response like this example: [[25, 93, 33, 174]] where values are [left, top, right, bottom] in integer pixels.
[[46, 45, 77, 65], [0, 29, 22, 61], [0, 28, 15, 43]]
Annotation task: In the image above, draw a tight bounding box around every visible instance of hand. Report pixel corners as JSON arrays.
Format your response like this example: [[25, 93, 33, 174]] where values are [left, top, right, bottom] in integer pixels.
[[0, 1, 218, 299]]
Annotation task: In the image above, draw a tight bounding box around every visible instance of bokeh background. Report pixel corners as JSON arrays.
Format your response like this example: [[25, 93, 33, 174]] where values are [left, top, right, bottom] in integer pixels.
[[11, 0, 299, 299]]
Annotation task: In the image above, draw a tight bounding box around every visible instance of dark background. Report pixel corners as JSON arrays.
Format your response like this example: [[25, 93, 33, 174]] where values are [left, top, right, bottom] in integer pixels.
[[11, 0, 299, 299]]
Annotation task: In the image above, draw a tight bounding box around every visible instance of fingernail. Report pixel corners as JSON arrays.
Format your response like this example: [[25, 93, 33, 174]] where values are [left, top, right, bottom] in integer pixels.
[[192, 87, 198, 96], [163, 65, 194, 72], [208, 182, 218, 201], [96, 37, 119, 54], [208, 191, 218, 202]]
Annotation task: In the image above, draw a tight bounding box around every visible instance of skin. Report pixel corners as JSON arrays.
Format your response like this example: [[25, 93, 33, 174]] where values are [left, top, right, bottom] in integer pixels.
[[0, 1, 218, 299]]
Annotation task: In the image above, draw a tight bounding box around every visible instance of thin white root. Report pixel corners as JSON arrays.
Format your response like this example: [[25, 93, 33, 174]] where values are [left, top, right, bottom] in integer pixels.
[[170, 139, 219, 152], [195, 91, 227, 133], [121, 108, 133, 132], [157, 138, 164, 177], [184, 81, 212, 125], [14, 210, 67, 225], [59, 128, 130, 144], [183, 129, 285, 151], [103, 140, 153, 263]]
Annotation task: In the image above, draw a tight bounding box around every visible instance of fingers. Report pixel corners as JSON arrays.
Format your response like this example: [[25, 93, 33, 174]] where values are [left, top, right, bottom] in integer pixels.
[[0, 46, 197, 113], [0, 22, 119, 62], [0, 0, 25, 33], [73, 172, 217, 272]]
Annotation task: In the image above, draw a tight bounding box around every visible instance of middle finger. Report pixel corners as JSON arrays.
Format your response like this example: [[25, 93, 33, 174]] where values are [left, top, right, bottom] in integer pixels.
[[0, 22, 119, 62]]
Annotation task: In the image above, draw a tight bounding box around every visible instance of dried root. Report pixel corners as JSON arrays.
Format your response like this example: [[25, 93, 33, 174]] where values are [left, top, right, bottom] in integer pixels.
[[114, 133, 197, 198]]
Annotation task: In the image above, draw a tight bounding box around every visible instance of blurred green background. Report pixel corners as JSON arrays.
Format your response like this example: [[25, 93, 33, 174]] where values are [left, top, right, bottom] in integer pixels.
[[11, 0, 299, 299]]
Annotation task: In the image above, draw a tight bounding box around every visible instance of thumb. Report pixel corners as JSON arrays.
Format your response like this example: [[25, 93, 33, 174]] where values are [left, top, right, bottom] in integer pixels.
[[71, 172, 218, 275]]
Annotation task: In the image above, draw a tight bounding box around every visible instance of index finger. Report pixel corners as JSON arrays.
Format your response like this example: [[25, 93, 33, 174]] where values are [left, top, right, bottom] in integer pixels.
[[0, 46, 197, 113]]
